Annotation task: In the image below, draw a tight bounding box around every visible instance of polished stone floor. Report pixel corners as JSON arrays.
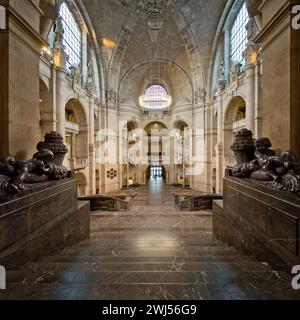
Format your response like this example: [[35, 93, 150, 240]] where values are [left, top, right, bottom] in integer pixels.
[[0, 178, 299, 300]]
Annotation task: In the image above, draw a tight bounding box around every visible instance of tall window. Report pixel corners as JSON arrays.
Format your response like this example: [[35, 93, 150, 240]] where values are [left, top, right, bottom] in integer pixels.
[[230, 2, 249, 67], [139, 85, 171, 112], [59, 2, 81, 69]]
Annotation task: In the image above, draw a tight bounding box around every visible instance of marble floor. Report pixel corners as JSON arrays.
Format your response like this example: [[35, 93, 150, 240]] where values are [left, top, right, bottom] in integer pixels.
[[1, 178, 299, 300]]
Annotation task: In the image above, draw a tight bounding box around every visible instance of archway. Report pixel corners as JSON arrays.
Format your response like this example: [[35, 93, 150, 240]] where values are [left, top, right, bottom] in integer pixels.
[[39, 79, 53, 139], [146, 164, 166, 180], [224, 96, 247, 167], [65, 99, 88, 170]]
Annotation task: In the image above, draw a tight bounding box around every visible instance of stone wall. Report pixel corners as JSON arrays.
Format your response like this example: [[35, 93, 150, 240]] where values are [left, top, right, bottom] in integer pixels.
[[0, 178, 90, 269]]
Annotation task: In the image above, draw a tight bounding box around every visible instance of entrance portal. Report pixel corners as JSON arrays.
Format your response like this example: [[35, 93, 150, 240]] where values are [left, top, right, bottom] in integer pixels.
[[147, 164, 166, 182]]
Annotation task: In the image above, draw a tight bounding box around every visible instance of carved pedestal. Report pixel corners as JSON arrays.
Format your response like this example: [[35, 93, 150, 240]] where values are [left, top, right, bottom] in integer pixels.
[[213, 177, 300, 271], [0, 178, 90, 269]]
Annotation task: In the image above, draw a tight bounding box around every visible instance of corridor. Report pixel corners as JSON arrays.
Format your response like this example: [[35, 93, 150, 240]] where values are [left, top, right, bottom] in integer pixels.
[[1, 181, 299, 300]]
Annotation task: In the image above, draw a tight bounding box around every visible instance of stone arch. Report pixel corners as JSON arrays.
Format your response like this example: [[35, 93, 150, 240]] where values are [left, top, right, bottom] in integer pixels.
[[173, 119, 190, 130], [144, 121, 170, 133], [224, 95, 247, 166], [65, 98, 88, 125], [224, 95, 246, 124], [65, 98, 89, 165], [127, 120, 139, 131], [119, 59, 194, 109], [120, 59, 193, 95], [39, 78, 53, 139]]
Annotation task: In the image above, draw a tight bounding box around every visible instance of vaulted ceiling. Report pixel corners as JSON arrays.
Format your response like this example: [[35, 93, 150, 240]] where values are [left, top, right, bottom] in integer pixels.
[[79, 0, 228, 99]]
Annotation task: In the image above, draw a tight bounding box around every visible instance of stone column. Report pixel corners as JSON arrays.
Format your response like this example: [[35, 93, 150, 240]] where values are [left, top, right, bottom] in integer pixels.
[[244, 64, 256, 134], [169, 136, 175, 184], [0, 1, 45, 159], [254, 58, 263, 138], [99, 104, 107, 194], [215, 92, 223, 194], [55, 69, 66, 137], [244, 43, 259, 135], [88, 98, 95, 194], [52, 13, 68, 139], [182, 135, 186, 187]]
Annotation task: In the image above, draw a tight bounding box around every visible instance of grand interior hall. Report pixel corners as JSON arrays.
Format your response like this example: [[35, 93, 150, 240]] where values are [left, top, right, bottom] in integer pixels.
[[0, 0, 300, 301]]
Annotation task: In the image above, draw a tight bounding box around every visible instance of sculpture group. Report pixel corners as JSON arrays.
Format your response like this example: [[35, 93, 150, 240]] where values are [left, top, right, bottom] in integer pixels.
[[231, 129, 300, 195], [0, 132, 68, 196]]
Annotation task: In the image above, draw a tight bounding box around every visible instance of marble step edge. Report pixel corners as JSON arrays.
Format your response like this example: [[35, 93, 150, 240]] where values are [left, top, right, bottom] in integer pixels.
[[2, 284, 298, 302], [90, 212, 212, 216], [18, 261, 277, 273], [5, 270, 292, 287], [58, 246, 239, 253], [75, 241, 222, 248]]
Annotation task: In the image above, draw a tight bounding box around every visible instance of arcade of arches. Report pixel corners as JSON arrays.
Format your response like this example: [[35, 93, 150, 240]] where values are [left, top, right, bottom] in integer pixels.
[[1, 0, 299, 196], [0, 0, 300, 300]]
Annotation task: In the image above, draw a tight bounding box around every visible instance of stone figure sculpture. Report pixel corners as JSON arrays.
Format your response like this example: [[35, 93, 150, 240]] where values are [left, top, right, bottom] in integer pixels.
[[231, 129, 300, 194], [0, 132, 68, 196], [217, 58, 226, 91], [229, 63, 241, 83]]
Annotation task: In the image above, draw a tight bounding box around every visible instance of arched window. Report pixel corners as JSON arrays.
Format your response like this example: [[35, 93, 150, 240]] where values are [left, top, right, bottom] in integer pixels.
[[230, 2, 249, 67], [139, 85, 171, 112], [59, 2, 81, 69]]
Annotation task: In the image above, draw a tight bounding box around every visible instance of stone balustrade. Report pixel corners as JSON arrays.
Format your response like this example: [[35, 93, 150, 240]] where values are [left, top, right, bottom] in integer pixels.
[[174, 193, 223, 211], [78, 193, 137, 211]]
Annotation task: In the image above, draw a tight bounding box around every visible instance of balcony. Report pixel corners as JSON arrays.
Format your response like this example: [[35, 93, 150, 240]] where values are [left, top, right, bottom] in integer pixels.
[[65, 121, 79, 133], [70, 157, 88, 170]]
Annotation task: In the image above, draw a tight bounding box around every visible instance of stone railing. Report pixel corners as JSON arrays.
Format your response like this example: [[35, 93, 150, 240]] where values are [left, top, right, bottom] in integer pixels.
[[65, 121, 79, 133], [174, 193, 223, 211], [70, 158, 88, 170], [78, 193, 137, 212]]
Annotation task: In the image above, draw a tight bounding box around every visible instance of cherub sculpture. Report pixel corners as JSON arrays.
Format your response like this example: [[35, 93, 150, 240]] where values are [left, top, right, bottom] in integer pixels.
[[231, 129, 300, 195], [0, 132, 69, 196]]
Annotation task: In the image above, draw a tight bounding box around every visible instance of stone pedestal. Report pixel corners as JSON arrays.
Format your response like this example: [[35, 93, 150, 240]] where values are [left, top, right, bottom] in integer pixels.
[[213, 177, 300, 271], [0, 178, 90, 270]]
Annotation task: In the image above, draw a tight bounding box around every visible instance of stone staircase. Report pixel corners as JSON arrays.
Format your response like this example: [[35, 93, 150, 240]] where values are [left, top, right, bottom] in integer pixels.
[[0, 183, 299, 300]]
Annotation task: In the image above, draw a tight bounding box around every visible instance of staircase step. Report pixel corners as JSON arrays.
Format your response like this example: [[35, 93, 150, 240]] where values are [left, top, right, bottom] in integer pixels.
[[1, 183, 297, 300], [88, 231, 214, 240], [6, 269, 292, 287], [40, 253, 249, 264], [55, 246, 239, 258], [3, 281, 299, 301], [20, 261, 276, 273], [75, 240, 221, 249]]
